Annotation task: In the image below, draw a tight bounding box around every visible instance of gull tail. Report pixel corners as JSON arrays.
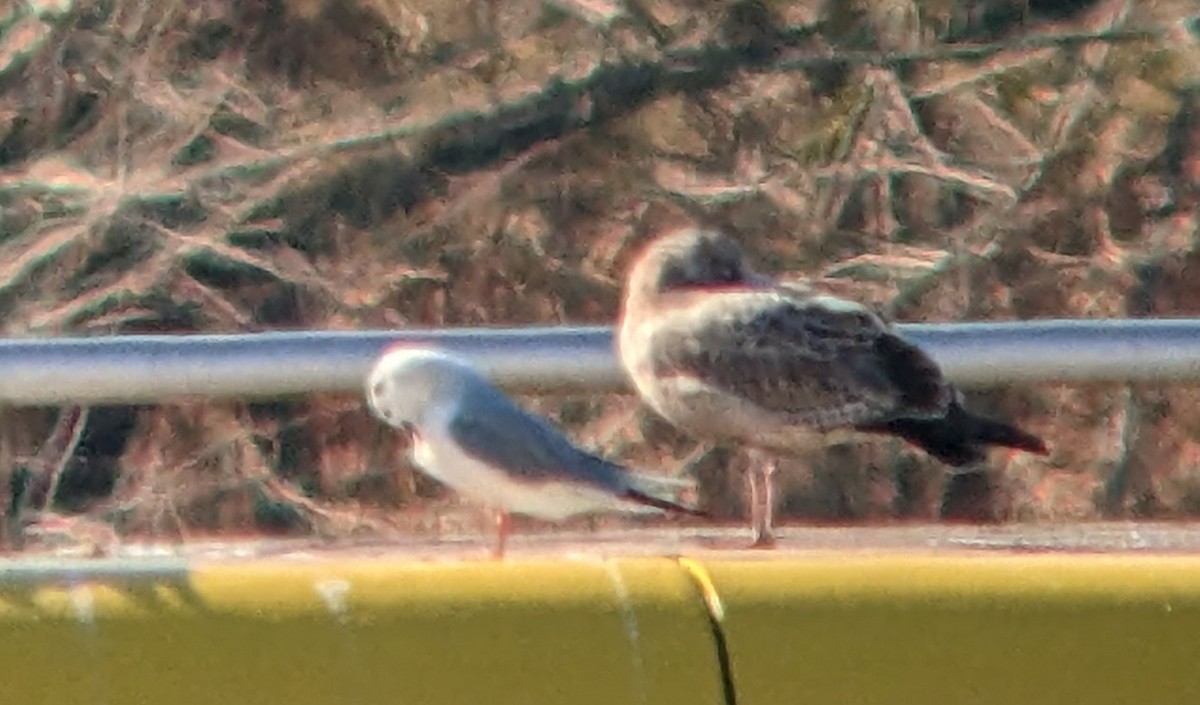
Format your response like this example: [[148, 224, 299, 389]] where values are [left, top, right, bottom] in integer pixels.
[[620, 470, 708, 517], [860, 397, 1048, 467], [626, 471, 695, 493], [621, 488, 710, 518], [579, 451, 707, 516]]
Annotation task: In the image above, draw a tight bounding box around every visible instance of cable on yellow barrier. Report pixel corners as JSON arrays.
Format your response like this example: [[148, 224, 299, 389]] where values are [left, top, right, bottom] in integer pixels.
[[678, 557, 738, 705], [6, 550, 1200, 705], [696, 553, 1200, 705], [0, 557, 725, 705], [677, 557, 725, 622]]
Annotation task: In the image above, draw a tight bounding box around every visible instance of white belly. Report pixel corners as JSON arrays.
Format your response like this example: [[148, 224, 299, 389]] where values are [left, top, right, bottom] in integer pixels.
[[410, 427, 650, 521]]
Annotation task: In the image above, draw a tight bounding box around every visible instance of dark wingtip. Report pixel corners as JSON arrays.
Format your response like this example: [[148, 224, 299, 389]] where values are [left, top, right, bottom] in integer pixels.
[[973, 415, 1049, 457], [857, 403, 1049, 467], [622, 488, 710, 518], [1007, 429, 1050, 456]]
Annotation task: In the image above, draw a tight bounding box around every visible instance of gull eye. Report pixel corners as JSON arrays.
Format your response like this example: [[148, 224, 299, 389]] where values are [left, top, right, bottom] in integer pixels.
[[371, 381, 387, 399]]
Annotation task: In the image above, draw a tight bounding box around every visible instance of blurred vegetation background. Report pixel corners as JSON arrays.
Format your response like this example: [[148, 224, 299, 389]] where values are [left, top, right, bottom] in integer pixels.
[[0, 0, 1198, 550]]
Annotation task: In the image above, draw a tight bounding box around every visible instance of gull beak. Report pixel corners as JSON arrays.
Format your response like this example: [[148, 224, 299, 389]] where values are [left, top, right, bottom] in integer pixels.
[[396, 421, 419, 446]]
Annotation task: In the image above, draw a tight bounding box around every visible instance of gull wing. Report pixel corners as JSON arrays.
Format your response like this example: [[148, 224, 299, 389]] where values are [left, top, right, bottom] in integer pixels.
[[647, 290, 951, 430], [447, 381, 626, 489]]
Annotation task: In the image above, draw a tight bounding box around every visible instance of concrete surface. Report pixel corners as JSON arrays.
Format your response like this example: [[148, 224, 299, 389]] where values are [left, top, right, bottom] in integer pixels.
[[6, 521, 1200, 569]]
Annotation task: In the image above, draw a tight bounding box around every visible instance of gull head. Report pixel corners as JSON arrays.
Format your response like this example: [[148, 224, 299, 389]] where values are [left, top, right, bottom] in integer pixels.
[[365, 347, 477, 432], [624, 228, 769, 303]]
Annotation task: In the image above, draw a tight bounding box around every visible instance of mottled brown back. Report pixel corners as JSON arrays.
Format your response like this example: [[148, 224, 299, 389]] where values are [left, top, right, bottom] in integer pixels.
[[647, 292, 950, 430]]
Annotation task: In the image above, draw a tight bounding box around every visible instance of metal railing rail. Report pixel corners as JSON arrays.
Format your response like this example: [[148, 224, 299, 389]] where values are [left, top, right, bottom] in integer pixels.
[[0, 319, 1198, 405]]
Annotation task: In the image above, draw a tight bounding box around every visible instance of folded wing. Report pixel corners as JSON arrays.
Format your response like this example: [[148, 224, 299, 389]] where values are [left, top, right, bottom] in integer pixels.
[[648, 291, 951, 430], [449, 383, 705, 514]]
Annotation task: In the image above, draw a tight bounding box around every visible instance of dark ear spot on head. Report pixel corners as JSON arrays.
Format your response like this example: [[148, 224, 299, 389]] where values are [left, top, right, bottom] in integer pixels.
[[714, 240, 746, 281], [372, 381, 387, 399], [658, 263, 683, 291]]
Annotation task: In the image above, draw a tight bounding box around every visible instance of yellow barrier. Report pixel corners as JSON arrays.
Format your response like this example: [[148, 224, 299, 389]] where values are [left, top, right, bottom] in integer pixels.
[[0, 557, 724, 705], [701, 553, 1200, 705], [2, 552, 1200, 705]]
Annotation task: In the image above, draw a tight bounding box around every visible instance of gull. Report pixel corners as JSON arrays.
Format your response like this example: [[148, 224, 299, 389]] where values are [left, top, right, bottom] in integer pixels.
[[617, 228, 1049, 547], [364, 346, 705, 557]]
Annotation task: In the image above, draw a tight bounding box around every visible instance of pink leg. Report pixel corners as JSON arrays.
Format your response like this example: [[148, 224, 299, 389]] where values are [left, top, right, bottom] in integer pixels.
[[493, 510, 511, 559], [748, 449, 778, 549]]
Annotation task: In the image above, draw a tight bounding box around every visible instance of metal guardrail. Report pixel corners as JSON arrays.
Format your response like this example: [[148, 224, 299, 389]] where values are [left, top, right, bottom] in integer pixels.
[[0, 319, 1198, 405]]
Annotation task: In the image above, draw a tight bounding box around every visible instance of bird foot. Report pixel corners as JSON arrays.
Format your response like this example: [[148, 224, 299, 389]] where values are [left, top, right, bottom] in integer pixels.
[[749, 533, 778, 550]]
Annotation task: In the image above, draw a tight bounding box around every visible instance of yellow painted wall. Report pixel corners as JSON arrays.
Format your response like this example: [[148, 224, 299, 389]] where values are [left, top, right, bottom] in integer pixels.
[[0, 557, 723, 705], [2, 552, 1200, 705], [701, 553, 1200, 705]]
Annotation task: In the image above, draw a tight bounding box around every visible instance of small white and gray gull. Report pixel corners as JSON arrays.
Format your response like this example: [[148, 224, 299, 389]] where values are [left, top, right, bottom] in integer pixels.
[[365, 346, 705, 557], [617, 228, 1049, 547]]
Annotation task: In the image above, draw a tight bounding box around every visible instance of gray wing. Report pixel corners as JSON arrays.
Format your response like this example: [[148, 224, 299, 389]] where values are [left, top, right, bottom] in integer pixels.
[[447, 381, 626, 490], [650, 292, 950, 429]]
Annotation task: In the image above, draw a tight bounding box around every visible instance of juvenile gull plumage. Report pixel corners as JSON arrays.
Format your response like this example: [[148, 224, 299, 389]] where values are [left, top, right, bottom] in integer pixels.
[[365, 346, 704, 557], [617, 228, 1048, 547]]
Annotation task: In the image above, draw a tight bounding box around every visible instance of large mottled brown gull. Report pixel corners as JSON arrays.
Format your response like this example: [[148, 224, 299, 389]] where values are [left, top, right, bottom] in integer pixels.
[[617, 228, 1048, 547]]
